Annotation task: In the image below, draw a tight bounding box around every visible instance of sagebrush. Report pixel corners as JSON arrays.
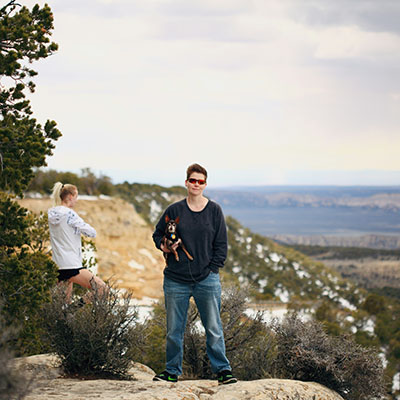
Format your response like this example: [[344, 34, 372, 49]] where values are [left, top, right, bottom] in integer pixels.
[[43, 283, 143, 379], [138, 284, 276, 380], [139, 285, 386, 399], [272, 313, 386, 400]]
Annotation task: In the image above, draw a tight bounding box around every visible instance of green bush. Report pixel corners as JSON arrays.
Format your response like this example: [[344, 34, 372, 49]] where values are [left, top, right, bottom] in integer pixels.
[[139, 284, 275, 380], [182, 284, 275, 380], [0, 196, 58, 355], [43, 283, 143, 379], [135, 302, 167, 374], [271, 313, 385, 400]]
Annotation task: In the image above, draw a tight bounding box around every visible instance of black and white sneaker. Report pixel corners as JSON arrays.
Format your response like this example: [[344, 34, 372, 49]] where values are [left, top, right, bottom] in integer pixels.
[[153, 370, 178, 382], [217, 370, 237, 385]]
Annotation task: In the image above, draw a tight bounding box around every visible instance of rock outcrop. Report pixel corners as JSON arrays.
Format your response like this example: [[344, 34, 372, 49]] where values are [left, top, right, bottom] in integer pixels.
[[16, 354, 345, 400], [18, 197, 165, 300]]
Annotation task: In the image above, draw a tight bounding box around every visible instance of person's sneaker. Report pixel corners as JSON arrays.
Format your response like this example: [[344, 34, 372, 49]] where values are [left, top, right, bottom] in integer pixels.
[[153, 370, 178, 382], [217, 370, 237, 385]]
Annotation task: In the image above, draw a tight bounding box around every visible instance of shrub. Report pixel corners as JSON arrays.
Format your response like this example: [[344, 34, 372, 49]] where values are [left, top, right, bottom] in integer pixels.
[[43, 283, 143, 379], [0, 196, 58, 356], [271, 313, 385, 400], [183, 284, 275, 380], [135, 302, 166, 374], [0, 312, 30, 400], [139, 284, 276, 380]]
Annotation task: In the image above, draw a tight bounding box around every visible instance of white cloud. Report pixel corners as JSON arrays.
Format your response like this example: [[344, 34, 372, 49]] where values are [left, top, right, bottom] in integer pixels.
[[314, 25, 400, 60], [18, 0, 400, 185]]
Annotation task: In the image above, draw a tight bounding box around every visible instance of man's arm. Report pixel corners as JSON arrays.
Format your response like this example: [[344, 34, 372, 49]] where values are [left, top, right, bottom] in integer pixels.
[[209, 205, 228, 272], [152, 212, 166, 250]]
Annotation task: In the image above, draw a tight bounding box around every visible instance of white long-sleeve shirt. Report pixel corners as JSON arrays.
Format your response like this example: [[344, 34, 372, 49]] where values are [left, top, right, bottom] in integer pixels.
[[48, 206, 96, 270]]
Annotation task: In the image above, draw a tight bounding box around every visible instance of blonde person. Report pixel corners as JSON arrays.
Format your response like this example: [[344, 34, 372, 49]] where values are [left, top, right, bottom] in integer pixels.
[[48, 182, 107, 301]]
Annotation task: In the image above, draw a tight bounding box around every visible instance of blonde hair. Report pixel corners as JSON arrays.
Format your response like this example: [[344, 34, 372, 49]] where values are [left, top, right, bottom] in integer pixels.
[[51, 182, 78, 206]]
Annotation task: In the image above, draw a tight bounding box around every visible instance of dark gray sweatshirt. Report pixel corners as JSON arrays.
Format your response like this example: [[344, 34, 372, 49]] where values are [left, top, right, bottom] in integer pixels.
[[152, 198, 227, 283]]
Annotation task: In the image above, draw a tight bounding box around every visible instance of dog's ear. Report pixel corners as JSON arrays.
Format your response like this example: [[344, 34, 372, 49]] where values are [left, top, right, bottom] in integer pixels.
[[165, 215, 170, 223], [175, 216, 180, 224]]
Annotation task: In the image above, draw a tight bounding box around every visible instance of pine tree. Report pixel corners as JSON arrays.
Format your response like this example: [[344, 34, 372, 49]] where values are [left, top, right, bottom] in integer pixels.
[[0, 0, 60, 355]]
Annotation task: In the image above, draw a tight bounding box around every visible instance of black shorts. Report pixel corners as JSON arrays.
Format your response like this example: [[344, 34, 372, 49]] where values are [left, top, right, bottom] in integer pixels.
[[58, 268, 84, 282]]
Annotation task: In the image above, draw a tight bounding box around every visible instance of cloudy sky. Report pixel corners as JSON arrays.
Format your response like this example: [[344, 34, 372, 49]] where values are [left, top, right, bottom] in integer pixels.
[[22, 0, 400, 187]]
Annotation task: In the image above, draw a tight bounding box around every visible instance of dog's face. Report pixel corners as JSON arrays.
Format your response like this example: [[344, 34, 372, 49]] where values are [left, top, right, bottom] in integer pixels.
[[165, 215, 180, 234], [166, 220, 177, 234]]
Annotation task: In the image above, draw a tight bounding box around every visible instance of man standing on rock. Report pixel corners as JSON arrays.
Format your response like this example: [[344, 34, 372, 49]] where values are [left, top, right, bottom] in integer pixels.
[[152, 163, 237, 385]]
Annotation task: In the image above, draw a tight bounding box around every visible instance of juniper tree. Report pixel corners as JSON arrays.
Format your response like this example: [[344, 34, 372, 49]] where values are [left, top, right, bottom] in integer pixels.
[[0, 0, 60, 355]]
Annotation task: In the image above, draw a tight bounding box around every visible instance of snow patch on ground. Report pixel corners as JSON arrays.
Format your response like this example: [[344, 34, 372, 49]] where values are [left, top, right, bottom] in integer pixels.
[[139, 248, 157, 265], [256, 244, 264, 255], [77, 195, 100, 201], [128, 259, 145, 270], [274, 287, 290, 303], [245, 307, 288, 324], [149, 199, 162, 222], [82, 246, 98, 275], [161, 192, 170, 201], [361, 318, 375, 334], [379, 348, 388, 369], [337, 297, 357, 311], [392, 372, 400, 392], [270, 252, 281, 263], [258, 278, 268, 292], [296, 269, 311, 279]]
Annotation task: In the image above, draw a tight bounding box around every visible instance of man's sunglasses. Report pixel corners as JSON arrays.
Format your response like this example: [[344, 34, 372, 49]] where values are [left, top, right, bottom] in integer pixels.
[[188, 178, 206, 185]]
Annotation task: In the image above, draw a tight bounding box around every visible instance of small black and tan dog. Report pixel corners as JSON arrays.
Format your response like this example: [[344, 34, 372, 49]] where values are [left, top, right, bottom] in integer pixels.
[[162, 215, 193, 264]]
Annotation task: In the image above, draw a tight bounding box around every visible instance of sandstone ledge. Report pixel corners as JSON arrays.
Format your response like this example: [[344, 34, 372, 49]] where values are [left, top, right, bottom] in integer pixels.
[[16, 354, 344, 400]]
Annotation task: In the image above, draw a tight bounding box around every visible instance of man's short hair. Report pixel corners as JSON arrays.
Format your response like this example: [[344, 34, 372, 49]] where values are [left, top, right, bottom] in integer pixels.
[[186, 163, 208, 180]]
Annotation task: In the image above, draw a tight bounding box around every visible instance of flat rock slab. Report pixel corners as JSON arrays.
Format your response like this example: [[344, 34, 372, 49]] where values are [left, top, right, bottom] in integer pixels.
[[17, 354, 344, 400], [24, 378, 345, 400]]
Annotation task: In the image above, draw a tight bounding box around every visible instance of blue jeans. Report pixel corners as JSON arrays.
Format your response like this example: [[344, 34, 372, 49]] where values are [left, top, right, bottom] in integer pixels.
[[163, 272, 231, 376]]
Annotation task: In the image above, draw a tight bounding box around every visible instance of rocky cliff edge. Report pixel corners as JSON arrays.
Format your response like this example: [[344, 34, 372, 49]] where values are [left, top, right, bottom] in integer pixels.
[[16, 354, 345, 400]]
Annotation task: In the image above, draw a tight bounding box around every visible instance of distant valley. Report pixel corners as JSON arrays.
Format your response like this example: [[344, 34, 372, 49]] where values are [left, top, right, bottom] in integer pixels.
[[206, 186, 400, 249], [204, 186, 400, 291]]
